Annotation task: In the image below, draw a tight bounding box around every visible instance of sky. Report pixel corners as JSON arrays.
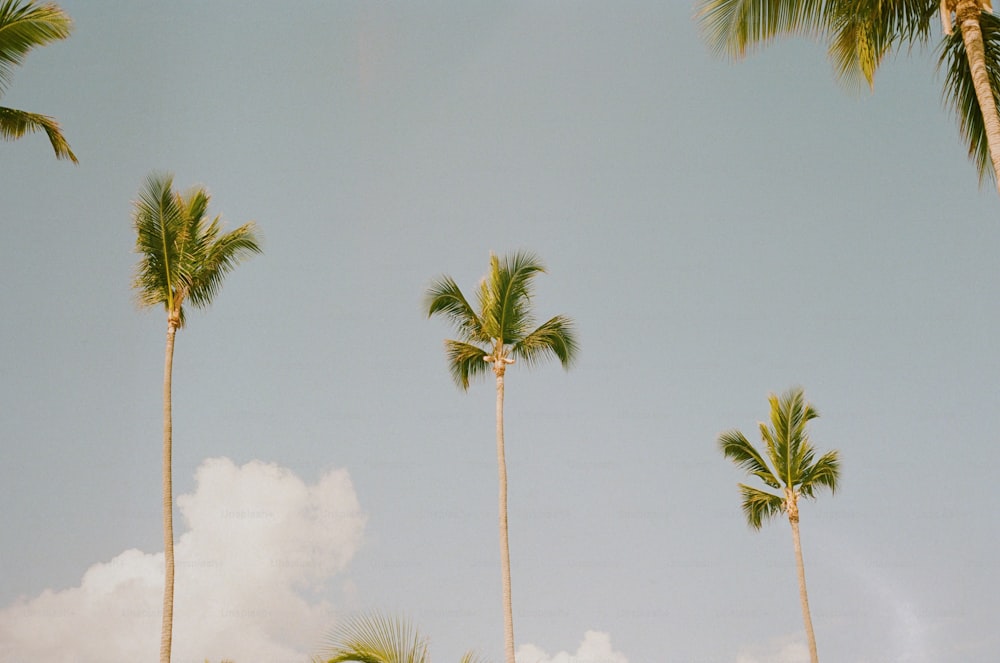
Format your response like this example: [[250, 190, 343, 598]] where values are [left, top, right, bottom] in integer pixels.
[[1, 2, 999, 662]]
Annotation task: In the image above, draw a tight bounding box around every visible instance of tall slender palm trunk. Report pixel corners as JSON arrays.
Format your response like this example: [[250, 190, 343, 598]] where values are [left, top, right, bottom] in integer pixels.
[[954, 0, 1000, 195], [786, 493, 818, 663], [494, 365, 515, 663], [160, 320, 178, 663]]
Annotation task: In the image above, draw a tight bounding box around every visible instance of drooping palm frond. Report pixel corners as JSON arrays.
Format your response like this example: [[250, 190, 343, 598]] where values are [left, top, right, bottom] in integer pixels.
[[0, 0, 72, 94], [739, 483, 785, 530], [939, 9, 1000, 185], [316, 612, 429, 663], [696, 0, 834, 59], [718, 429, 780, 489], [186, 219, 261, 309], [0, 104, 75, 161], [425, 275, 486, 343], [444, 339, 490, 390], [512, 314, 578, 369], [798, 449, 841, 497]]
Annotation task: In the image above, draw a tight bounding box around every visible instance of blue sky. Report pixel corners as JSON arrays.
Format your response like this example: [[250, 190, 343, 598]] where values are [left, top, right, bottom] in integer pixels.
[[1, 2, 998, 662]]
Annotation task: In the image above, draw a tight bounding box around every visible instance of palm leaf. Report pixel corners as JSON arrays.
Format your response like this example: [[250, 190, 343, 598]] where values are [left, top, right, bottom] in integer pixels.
[[444, 339, 490, 390], [939, 9, 1000, 186], [738, 483, 785, 530], [486, 251, 545, 345], [316, 612, 428, 663], [512, 314, 578, 369], [798, 449, 840, 497], [425, 275, 487, 343], [186, 220, 262, 309], [718, 429, 780, 489], [0, 0, 72, 94], [696, 0, 833, 59], [132, 172, 184, 312], [0, 105, 75, 161]]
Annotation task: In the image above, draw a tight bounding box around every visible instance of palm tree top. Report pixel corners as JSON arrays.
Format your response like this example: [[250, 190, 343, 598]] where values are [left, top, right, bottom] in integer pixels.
[[426, 250, 578, 389], [131, 172, 262, 328], [315, 611, 489, 663], [0, 0, 72, 94], [718, 386, 841, 529]]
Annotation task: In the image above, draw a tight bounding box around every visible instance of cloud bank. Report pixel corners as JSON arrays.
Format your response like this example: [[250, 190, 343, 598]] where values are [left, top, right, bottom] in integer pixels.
[[0, 457, 366, 663], [517, 630, 628, 663]]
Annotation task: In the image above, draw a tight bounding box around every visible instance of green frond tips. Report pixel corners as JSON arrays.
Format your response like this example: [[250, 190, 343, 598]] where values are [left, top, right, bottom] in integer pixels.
[[513, 314, 578, 369], [939, 10, 1000, 186], [444, 339, 490, 390], [695, 0, 833, 60], [739, 483, 785, 530], [317, 612, 430, 663]]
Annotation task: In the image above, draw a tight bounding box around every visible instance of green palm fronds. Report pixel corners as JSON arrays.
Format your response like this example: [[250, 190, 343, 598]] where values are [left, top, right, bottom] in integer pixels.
[[0, 0, 75, 161], [131, 172, 262, 327], [315, 612, 488, 663]]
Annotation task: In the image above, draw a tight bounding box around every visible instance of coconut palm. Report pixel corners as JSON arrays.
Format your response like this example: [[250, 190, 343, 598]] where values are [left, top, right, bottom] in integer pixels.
[[425, 251, 577, 663], [717, 387, 841, 663], [131, 172, 261, 663], [0, 0, 75, 162], [696, 0, 1000, 194], [314, 612, 488, 663]]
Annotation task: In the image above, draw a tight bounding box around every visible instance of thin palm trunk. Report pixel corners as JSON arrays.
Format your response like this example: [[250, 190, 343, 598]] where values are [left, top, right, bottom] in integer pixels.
[[787, 494, 818, 663], [160, 321, 177, 663], [955, 0, 1000, 195], [495, 368, 515, 663]]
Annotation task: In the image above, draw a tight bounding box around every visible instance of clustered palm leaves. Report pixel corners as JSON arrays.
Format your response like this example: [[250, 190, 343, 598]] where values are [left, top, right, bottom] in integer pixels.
[[314, 612, 488, 663], [132, 172, 261, 663], [0, 0, 75, 162], [426, 251, 577, 663], [697, 0, 1000, 193], [717, 386, 841, 663]]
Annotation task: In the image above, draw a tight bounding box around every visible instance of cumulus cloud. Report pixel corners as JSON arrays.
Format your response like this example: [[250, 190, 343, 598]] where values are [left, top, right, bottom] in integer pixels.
[[517, 630, 628, 663], [0, 457, 366, 663], [736, 634, 809, 663]]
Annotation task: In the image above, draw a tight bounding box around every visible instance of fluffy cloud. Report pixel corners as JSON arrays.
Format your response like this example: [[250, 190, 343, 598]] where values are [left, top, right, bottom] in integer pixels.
[[0, 458, 366, 663], [736, 634, 809, 663], [517, 631, 628, 663]]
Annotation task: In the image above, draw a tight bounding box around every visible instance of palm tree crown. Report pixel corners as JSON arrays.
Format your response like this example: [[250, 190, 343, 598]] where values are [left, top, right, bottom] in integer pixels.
[[0, 0, 76, 162], [718, 386, 840, 529], [425, 250, 578, 387], [132, 172, 262, 328]]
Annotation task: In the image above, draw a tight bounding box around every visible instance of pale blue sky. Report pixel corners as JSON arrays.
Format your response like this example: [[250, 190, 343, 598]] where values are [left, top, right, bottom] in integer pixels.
[[1, 2, 998, 662]]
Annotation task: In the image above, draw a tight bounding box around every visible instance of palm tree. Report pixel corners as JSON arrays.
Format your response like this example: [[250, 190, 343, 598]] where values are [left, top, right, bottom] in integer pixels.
[[0, 0, 75, 162], [131, 172, 261, 663], [425, 251, 577, 663], [314, 612, 488, 663], [696, 0, 1000, 194], [717, 387, 841, 663]]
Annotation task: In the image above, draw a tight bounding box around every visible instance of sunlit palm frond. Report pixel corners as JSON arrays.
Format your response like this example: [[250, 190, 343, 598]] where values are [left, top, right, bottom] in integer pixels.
[[425, 275, 486, 343], [0, 0, 72, 94], [939, 10, 1000, 185], [512, 314, 577, 369], [444, 339, 490, 390], [718, 429, 780, 489], [799, 449, 840, 497], [459, 652, 491, 663], [696, 0, 833, 59], [487, 250, 545, 345], [317, 612, 429, 663], [739, 483, 785, 530], [186, 219, 261, 309], [132, 172, 184, 311], [0, 105, 75, 161], [825, 5, 894, 91]]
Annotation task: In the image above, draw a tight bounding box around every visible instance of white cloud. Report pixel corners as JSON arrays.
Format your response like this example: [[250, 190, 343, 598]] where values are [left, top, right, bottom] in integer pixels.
[[517, 631, 628, 663], [736, 634, 809, 663], [0, 457, 366, 663]]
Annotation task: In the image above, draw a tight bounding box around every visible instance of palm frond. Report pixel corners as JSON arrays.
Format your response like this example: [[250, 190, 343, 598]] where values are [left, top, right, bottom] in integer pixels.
[[186, 219, 262, 309], [512, 314, 578, 369], [132, 172, 184, 312], [0, 105, 75, 161], [696, 0, 832, 59], [459, 652, 491, 663], [444, 339, 490, 390], [317, 612, 428, 663], [939, 10, 1000, 186], [738, 483, 785, 530], [425, 275, 487, 343], [0, 0, 73, 94], [798, 449, 841, 497], [718, 429, 781, 489], [485, 250, 545, 345]]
